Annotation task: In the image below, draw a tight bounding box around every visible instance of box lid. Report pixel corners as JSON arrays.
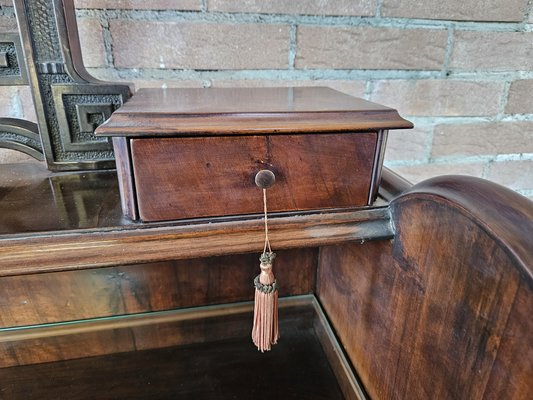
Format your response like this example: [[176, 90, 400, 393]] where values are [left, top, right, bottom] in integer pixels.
[[96, 87, 413, 137]]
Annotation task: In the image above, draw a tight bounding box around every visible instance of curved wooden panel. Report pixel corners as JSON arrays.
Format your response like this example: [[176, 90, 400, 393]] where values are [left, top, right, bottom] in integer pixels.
[[318, 176, 533, 399]]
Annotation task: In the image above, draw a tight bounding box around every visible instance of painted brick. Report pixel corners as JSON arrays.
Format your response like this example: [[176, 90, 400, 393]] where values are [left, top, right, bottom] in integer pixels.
[[486, 160, 533, 190], [371, 80, 503, 117], [208, 0, 376, 16], [74, 0, 201, 10], [385, 125, 431, 162], [431, 122, 533, 158], [296, 26, 447, 70], [111, 21, 290, 70], [505, 80, 533, 114], [450, 31, 533, 71], [0, 149, 39, 164], [381, 0, 528, 22], [389, 162, 485, 184], [77, 18, 107, 68], [212, 79, 366, 98]]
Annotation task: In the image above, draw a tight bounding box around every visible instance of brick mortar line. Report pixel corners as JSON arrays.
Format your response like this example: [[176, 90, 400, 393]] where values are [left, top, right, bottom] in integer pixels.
[[75, 9, 530, 32], [93, 16, 115, 68], [288, 24, 297, 70], [442, 26, 455, 77], [497, 81, 513, 118], [86, 67, 533, 81], [386, 152, 533, 167], [525, 0, 533, 22], [407, 116, 533, 125], [375, 0, 384, 18], [447, 70, 533, 79], [363, 81, 374, 100], [481, 160, 491, 180], [423, 125, 435, 164]]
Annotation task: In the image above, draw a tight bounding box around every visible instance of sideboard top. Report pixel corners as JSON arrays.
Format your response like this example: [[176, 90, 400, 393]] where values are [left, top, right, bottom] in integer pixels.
[[96, 87, 413, 137]]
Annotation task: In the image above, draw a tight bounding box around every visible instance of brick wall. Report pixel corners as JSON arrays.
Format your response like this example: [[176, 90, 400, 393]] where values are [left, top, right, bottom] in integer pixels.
[[1, 0, 532, 199]]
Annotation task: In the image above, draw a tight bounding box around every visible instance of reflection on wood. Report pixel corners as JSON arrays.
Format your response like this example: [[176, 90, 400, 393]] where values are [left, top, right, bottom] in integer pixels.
[[0, 296, 364, 400], [0, 248, 317, 328]]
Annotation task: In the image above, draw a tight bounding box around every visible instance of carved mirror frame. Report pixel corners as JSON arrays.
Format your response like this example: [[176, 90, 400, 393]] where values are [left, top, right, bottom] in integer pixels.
[[0, 0, 132, 171]]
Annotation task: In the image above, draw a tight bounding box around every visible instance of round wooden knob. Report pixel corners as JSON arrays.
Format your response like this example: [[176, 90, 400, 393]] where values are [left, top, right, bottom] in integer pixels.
[[255, 170, 276, 189]]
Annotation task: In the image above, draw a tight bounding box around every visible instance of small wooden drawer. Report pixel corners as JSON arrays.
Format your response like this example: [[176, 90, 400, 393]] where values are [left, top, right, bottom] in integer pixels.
[[96, 87, 412, 222]]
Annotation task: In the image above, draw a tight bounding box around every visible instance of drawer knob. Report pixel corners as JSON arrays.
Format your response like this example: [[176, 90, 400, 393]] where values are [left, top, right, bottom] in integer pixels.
[[255, 170, 276, 189]]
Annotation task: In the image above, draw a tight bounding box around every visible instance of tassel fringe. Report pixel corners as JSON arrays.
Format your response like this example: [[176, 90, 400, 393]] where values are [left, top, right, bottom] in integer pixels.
[[252, 252, 279, 352]]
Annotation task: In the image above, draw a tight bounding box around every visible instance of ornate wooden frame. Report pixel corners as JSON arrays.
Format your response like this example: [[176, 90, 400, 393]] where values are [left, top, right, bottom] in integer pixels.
[[0, 0, 132, 170]]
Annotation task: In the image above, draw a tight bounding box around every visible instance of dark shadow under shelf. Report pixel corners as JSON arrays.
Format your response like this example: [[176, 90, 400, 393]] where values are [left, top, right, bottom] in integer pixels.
[[0, 296, 366, 400]]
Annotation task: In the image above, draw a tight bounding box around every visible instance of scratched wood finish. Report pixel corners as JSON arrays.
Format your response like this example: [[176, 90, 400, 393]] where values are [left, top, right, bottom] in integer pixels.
[[96, 87, 412, 136], [317, 176, 533, 399], [0, 248, 316, 328], [131, 133, 377, 221]]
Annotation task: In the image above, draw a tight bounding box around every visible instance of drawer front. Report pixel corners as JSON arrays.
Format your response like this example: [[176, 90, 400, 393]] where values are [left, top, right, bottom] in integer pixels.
[[131, 133, 377, 221]]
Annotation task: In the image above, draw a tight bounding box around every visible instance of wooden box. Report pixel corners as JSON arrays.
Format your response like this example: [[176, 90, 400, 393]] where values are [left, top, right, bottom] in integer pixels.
[[96, 87, 412, 222]]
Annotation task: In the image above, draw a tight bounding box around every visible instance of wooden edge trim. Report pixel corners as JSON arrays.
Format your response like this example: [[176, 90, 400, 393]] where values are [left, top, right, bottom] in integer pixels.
[[379, 167, 413, 201], [0, 209, 393, 276], [312, 299, 368, 400], [0, 295, 313, 343], [95, 110, 413, 137], [391, 175, 533, 283]]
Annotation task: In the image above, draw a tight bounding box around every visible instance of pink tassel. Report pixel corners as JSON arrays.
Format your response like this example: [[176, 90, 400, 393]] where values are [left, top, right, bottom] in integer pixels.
[[252, 252, 279, 352]]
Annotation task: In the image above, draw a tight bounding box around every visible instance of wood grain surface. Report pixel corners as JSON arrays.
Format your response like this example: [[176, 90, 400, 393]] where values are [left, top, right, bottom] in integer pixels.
[[131, 133, 377, 221], [95, 87, 412, 137], [0, 248, 316, 328], [317, 176, 533, 399]]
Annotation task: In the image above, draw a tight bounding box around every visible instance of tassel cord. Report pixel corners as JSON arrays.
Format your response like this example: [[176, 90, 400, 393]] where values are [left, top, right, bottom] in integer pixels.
[[262, 188, 272, 255], [252, 186, 279, 352]]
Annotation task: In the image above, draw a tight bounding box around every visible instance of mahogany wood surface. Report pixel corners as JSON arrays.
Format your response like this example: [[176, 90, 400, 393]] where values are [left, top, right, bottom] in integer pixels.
[[97, 87, 411, 221], [0, 299, 346, 399], [317, 176, 533, 399], [96, 87, 412, 137], [0, 162, 391, 276], [0, 248, 316, 328], [131, 133, 376, 221]]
